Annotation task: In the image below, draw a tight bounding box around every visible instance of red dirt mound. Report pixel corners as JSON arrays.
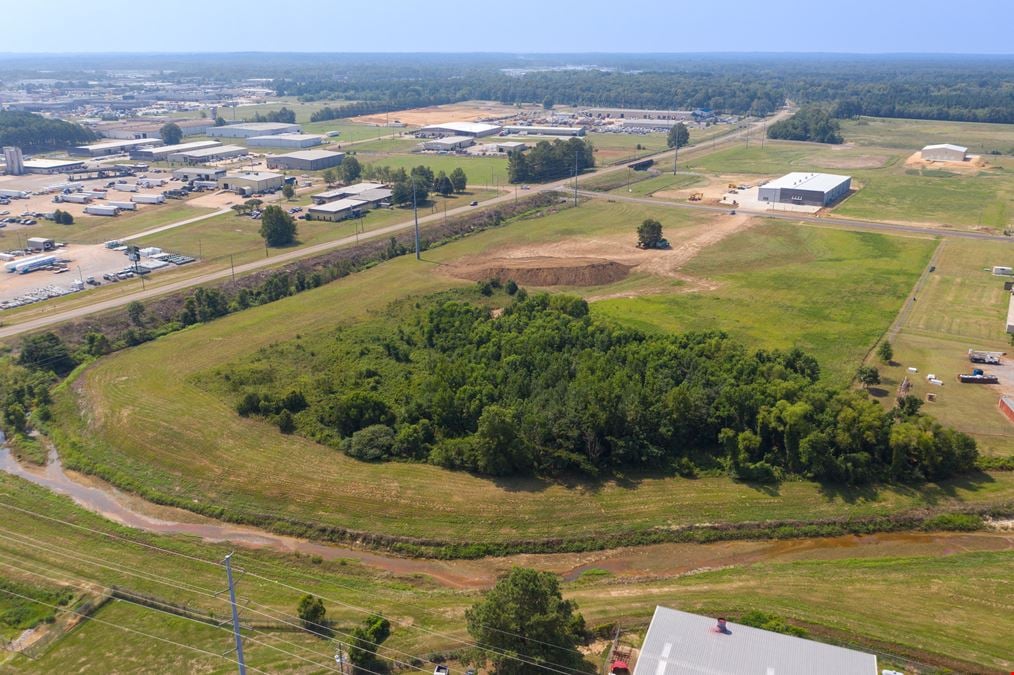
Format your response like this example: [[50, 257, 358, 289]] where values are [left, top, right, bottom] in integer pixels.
[[450, 256, 632, 287]]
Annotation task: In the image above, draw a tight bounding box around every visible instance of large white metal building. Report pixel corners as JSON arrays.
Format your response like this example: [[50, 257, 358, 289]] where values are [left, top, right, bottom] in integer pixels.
[[423, 136, 475, 151], [22, 158, 85, 174], [502, 125, 586, 137], [758, 172, 852, 207], [207, 122, 301, 138], [168, 144, 247, 164], [218, 171, 284, 193], [71, 138, 164, 157], [921, 143, 968, 162], [417, 122, 502, 138], [266, 150, 344, 171], [131, 141, 222, 161], [247, 133, 324, 148]]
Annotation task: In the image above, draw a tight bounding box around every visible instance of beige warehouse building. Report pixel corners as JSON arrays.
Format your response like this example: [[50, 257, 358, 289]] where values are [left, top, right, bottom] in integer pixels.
[[921, 143, 968, 162]]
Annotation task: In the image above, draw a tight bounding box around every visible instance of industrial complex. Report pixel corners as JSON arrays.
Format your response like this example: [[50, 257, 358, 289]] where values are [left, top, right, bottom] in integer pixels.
[[757, 172, 853, 207]]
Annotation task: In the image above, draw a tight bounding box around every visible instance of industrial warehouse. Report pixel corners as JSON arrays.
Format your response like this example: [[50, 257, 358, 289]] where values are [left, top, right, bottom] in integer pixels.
[[757, 172, 852, 207], [130, 141, 222, 161], [246, 133, 324, 148], [169, 144, 248, 164], [70, 138, 163, 156], [416, 122, 502, 138], [921, 143, 969, 162], [265, 150, 344, 171], [207, 122, 301, 138], [217, 170, 284, 193]]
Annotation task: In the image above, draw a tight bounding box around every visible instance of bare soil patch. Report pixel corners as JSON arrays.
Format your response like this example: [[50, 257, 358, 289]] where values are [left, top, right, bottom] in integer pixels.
[[352, 101, 527, 126], [905, 151, 988, 172], [452, 256, 632, 286], [444, 213, 756, 298]]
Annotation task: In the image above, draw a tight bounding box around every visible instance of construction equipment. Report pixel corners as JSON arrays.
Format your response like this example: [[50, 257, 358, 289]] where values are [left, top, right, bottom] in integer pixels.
[[688, 192, 703, 202]]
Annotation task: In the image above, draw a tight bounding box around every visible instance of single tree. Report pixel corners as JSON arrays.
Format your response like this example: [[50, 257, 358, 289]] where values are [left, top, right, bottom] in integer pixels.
[[542, 96, 555, 110], [449, 166, 467, 193], [321, 168, 337, 186], [877, 340, 894, 364], [214, 116, 227, 127], [126, 300, 146, 327], [159, 122, 183, 146], [857, 365, 881, 389], [281, 183, 295, 200], [347, 615, 391, 669], [636, 218, 664, 248], [341, 155, 362, 184], [296, 594, 326, 632], [259, 205, 297, 247], [667, 122, 690, 149], [434, 171, 453, 197], [231, 203, 249, 216], [466, 567, 586, 675], [244, 198, 263, 211]]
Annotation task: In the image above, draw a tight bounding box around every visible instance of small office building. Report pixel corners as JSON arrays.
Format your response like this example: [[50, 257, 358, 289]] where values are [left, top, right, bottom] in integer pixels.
[[307, 198, 369, 222], [173, 167, 227, 182], [311, 182, 388, 204], [218, 171, 284, 193], [266, 150, 344, 171], [758, 172, 852, 207]]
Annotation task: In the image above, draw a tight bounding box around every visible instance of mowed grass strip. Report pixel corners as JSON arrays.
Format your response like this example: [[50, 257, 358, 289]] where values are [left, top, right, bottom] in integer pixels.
[[52, 203, 1014, 545]]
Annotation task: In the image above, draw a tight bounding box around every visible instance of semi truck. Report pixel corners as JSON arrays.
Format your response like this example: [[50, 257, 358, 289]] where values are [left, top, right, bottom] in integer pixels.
[[84, 205, 120, 217], [57, 193, 91, 204], [131, 193, 165, 205], [0, 189, 29, 199]]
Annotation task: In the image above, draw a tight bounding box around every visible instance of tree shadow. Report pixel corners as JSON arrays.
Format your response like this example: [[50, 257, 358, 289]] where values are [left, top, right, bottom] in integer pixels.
[[867, 386, 890, 398], [816, 470, 995, 506]]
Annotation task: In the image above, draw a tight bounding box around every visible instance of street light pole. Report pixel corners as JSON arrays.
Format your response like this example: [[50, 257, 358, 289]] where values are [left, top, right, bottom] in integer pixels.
[[412, 183, 420, 260]]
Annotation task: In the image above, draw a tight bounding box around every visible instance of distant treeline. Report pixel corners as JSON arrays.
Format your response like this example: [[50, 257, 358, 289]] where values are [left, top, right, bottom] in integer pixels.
[[243, 106, 296, 124], [0, 111, 95, 151], [228, 291, 978, 485]]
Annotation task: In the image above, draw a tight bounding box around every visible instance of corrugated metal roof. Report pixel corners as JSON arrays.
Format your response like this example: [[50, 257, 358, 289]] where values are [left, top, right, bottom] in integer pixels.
[[273, 150, 344, 161], [634, 606, 877, 675], [420, 122, 502, 134], [308, 198, 368, 213], [763, 172, 851, 193], [922, 143, 967, 153]]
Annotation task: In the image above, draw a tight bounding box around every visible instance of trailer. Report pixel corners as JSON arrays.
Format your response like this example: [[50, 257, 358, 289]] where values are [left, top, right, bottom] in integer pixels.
[[958, 373, 999, 384], [193, 180, 219, 189], [137, 178, 166, 188], [84, 205, 120, 217], [0, 189, 29, 199], [105, 200, 137, 211], [14, 255, 56, 274], [969, 349, 1003, 365], [5, 255, 46, 273], [58, 193, 92, 204], [112, 183, 139, 192], [26, 237, 55, 252], [131, 193, 165, 205], [78, 190, 107, 199]]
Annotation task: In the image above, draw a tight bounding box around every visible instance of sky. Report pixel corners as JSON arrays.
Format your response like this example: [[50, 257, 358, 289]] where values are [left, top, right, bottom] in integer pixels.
[[2, 0, 1011, 54]]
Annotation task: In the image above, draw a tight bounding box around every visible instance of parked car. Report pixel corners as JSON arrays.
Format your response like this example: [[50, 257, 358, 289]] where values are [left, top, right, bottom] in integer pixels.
[[470, 201, 479, 206]]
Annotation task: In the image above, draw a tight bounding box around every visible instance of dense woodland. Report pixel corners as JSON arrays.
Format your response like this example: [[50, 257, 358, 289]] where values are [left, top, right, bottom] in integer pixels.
[[225, 290, 977, 485], [507, 138, 595, 183], [767, 107, 844, 144], [0, 111, 95, 151]]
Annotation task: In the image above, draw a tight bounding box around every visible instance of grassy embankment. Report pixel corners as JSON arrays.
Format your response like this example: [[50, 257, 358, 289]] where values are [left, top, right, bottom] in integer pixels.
[[0, 473, 1010, 672], [44, 200, 1013, 551]]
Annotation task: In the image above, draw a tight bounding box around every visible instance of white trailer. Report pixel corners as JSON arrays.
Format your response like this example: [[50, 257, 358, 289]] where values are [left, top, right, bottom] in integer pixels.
[[0, 189, 29, 199], [14, 255, 56, 274], [131, 194, 165, 205], [113, 183, 139, 192], [105, 200, 137, 211], [58, 193, 92, 204], [137, 178, 166, 188], [84, 205, 120, 217], [193, 180, 219, 189]]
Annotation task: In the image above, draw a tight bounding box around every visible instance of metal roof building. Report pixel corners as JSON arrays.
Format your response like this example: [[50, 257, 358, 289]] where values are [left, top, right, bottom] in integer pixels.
[[417, 122, 502, 138], [207, 122, 301, 138], [266, 150, 345, 171], [503, 125, 586, 137], [131, 141, 222, 161], [22, 158, 85, 174], [312, 182, 388, 204], [758, 172, 852, 207], [71, 138, 164, 157], [247, 133, 325, 148], [307, 198, 369, 222], [921, 143, 968, 162], [634, 606, 877, 675], [218, 171, 284, 193], [423, 135, 475, 151], [168, 144, 247, 164]]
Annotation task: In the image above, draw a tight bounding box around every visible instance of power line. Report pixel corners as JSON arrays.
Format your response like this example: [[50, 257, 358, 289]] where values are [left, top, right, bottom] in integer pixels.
[[0, 585, 272, 674], [0, 527, 429, 673], [0, 500, 589, 675]]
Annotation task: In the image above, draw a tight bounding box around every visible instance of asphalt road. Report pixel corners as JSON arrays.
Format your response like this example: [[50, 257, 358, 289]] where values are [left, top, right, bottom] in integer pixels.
[[2, 107, 894, 341]]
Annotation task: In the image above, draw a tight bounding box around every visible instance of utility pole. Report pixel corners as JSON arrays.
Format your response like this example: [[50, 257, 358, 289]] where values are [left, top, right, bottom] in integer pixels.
[[573, 151, 579, 207], [412, 183, 420, 260], [673, 139, 678, 176], [334, 641, 347, 675], [223, 553, 246, 675]]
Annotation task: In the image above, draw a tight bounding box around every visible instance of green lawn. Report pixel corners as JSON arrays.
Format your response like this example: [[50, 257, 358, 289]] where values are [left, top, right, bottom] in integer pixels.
[[357, 152, 510, 186], [1, 472, 1009, 671], [47, 202, 1013, 547], [594, 222, 938, 385], [14, 204, 218, 246], [301, 119, 414, 140], [874, 238, 1014, 453], [841, 116, 1014, 154]]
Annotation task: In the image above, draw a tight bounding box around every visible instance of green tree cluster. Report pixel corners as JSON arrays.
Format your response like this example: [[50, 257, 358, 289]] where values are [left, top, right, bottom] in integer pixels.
[[179, 287, 229, 326], [235, 292, 977, 484], [667, 122, 690, 149], [508, 138, 594, 184], [0, 111, 95, 151], [51, 209, 74, 225], [248, 107, 296, 124], [159, 122, 182, 145], [347, 615, 391, 670], [767, 107, 843, 144], [296, 594, 326, 632]]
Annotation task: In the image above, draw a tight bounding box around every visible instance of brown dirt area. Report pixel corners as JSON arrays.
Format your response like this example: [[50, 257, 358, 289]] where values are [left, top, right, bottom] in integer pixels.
[[653, 173, 759, 203], [443, 213, 756, 298], [905, 151, 988, 171], [352, 100, 532, 126]]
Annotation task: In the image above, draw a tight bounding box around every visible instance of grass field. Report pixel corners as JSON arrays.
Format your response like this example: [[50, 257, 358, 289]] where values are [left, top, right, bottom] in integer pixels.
[[46, 201, 1014, 547], [356, 152, 510, 186], [874, 238, 1014, 454], [841, 116, 1014, 154], [6, 204, 218, 246], [0, 472, 1010, 672], [687, 140, 1014, 229], [595, 221, 938, 385]]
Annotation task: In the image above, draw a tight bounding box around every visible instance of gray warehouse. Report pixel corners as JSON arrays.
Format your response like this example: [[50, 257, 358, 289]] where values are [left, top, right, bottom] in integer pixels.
[[247, 133, 324, 148], [266, 150, 345, 171], [758, 172, 852, 207], [207, 122, 301, 138], [168, 144, 247, 164], [921, 143, 968, 162]]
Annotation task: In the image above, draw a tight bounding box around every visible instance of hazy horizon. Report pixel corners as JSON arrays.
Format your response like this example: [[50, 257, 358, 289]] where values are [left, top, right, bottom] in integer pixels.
[[3, 0, 1011, 55]]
